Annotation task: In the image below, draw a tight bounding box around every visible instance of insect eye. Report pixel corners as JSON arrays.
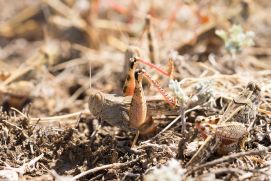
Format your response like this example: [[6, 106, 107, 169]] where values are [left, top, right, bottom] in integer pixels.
[[129, 57, 137, 68], [134, 71, 139, 80], [134, 69, 145, 80], [130, 61, 134, 68]]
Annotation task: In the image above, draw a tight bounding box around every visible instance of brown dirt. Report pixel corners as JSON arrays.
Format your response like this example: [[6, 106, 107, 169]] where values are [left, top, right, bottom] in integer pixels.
[[0, 0, 271, 180]]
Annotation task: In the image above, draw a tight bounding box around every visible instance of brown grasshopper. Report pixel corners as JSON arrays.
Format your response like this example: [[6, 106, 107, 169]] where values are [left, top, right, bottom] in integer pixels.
[[186, 82, 261, 167], [88, 77, 179, 134], [89, 54, 196, 137]]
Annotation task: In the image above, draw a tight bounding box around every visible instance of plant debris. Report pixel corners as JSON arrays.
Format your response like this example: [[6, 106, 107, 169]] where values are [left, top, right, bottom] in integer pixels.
[[0, 0, 271, 180]]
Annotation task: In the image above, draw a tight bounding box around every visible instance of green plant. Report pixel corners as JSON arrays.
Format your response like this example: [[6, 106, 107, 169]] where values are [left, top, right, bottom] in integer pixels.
[[216, 24, 255, 55], [169, 79, 188, 104]]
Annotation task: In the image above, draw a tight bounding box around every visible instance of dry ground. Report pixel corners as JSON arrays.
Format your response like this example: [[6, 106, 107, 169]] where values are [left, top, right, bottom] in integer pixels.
[[0, 0, 271, 180]]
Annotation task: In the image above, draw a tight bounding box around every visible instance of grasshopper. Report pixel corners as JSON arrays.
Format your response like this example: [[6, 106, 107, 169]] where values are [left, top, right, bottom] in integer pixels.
[[186, 82, 261, 167], [89, 72, 179, 134]]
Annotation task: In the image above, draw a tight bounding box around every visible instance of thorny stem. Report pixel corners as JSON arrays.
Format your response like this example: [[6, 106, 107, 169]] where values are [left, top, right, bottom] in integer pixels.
[[142, 70, 176, 107]]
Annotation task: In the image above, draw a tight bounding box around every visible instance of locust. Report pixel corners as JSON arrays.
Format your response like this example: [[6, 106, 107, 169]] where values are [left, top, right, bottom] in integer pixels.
[[88, 13, 177, 143], [88, 89, 180, 130], [89, 57, 177, 133], [186, 82, 261, 167], [89, 47, 177, 144]]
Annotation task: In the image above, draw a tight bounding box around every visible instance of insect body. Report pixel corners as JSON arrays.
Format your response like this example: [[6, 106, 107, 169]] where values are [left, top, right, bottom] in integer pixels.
[[186, 82, 261, 167], [129, 70, 147, 130]]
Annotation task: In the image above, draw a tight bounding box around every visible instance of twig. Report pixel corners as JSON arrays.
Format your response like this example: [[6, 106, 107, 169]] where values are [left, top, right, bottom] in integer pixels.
[[238, 169, 269, 180], [3, 66, 33, 86], [185, 146, 271, 175], [141, 113, 181, 144], [180, 106, 186, 133], [2, 120, 23, 131], [137, 143, 177, 150], [258, 108, 271, 115], [72, 156, 142, 180], [89, 62, 92, 89], [3, 51, 45, 86], [214, 167, 246, 175], [5, 153, 44, 175], [89, 173, 104, 181], [49, 58, 88, 72], [10, 107, 28, 119], [51, 170, 73, 181], [89, 119, 103, 145], [30, 111, 90, 123], [142, 105, 200, 143], [54, 84, 89, 112], [204, 167, 246, 177]]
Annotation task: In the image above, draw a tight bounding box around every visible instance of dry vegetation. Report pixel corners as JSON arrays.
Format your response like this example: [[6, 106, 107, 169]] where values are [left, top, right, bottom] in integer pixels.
[[0, 0, 271, 180]]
